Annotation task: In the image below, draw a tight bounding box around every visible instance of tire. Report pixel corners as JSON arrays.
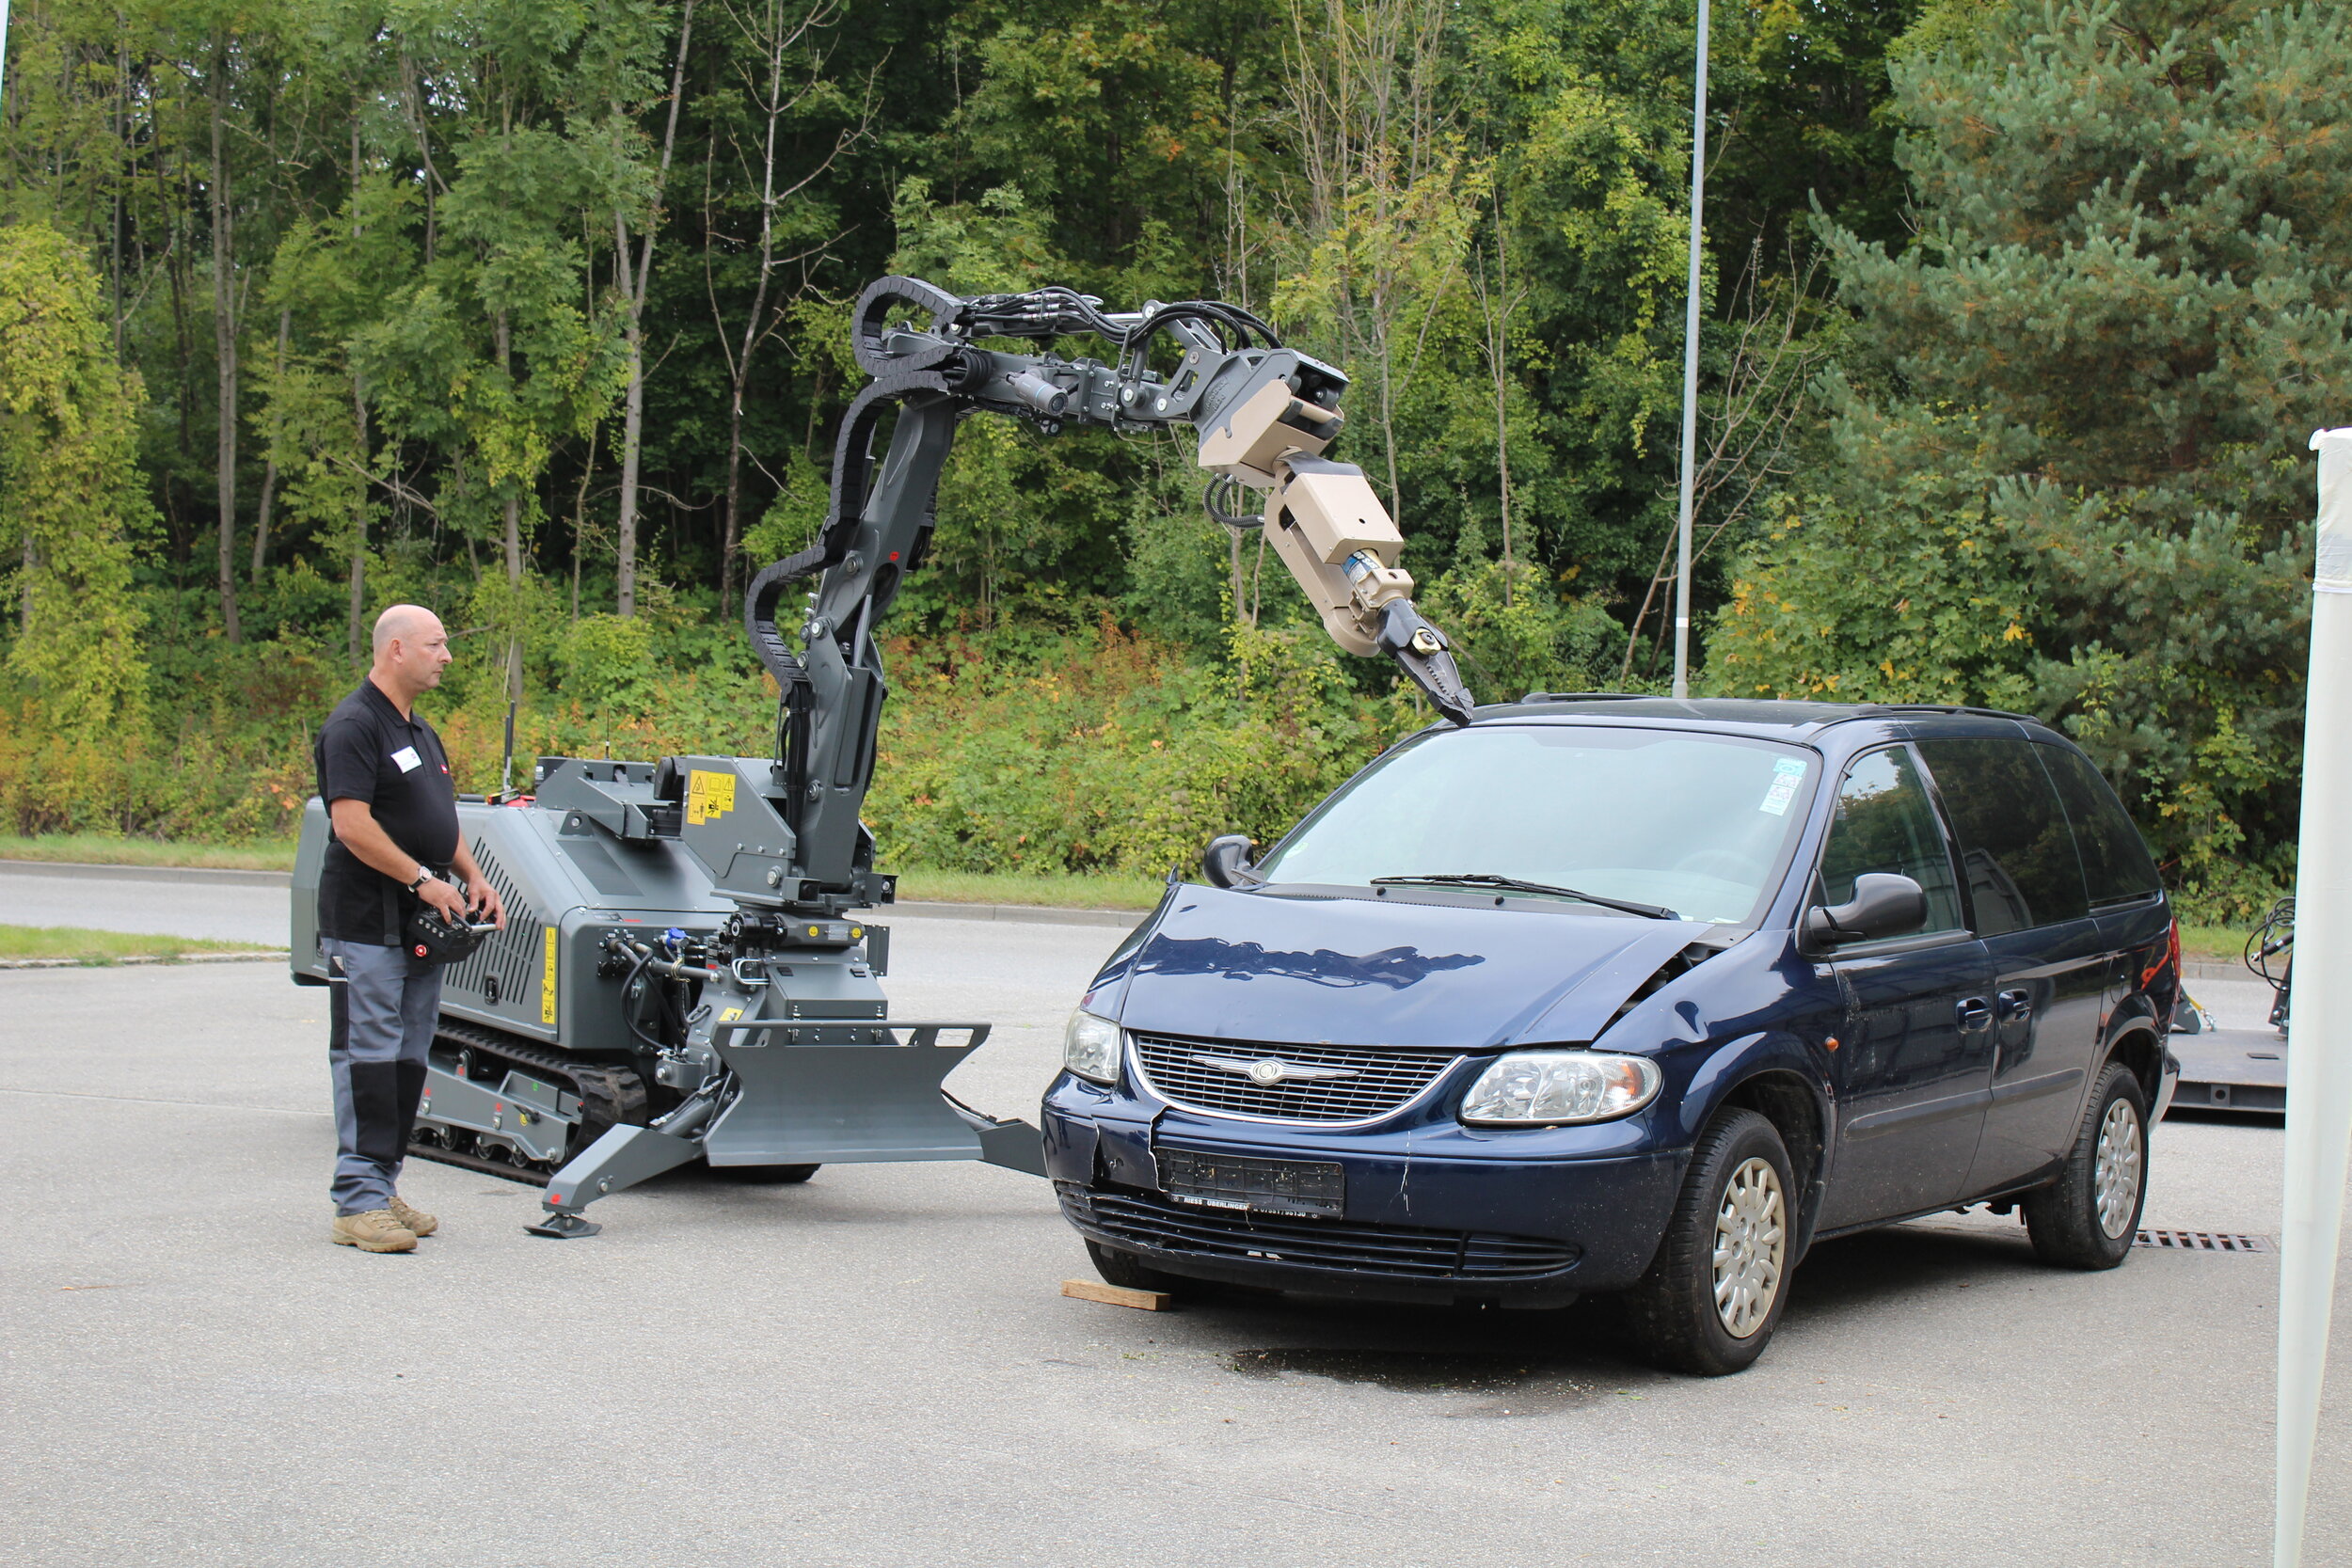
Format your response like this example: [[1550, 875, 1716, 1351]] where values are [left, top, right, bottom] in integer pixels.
[[2023, 1061, 2147, 1270], [1623, 1108, 1796, 1376], [712, 1164, 821, 1184], [1087, 1240, 1186, 1294]]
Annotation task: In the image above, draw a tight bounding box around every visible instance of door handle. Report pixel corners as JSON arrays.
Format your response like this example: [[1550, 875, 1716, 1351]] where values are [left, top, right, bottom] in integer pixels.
[[1996, 988, 2032, 1020], [1956, 996, 1994, 1032]]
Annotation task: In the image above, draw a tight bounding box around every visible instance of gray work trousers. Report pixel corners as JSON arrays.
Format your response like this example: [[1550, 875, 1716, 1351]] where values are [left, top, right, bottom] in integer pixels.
[[324, 938, 442, 1215]]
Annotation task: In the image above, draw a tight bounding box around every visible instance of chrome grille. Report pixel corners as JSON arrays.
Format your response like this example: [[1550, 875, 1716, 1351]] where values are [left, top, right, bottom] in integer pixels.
[[1130, 1035, 1461, 1124]]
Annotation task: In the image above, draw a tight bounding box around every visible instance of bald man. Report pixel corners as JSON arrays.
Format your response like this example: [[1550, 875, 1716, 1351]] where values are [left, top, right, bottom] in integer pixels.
[[311, 604, 505, 1253]]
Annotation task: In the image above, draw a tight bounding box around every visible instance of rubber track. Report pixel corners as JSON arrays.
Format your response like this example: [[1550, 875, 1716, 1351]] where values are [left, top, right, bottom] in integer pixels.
[[409, 1018, 650, 1187]]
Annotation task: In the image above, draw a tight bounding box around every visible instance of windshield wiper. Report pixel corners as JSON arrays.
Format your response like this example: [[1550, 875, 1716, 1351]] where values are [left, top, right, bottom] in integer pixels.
[[1370, 873, 1680, 921]]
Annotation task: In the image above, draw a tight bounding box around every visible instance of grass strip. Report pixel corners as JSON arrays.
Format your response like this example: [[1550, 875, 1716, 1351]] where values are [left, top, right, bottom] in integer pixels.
[[2180, 925, 2264, 968], [888, 867, 1165, 911], [0, 925, 279, 964], [0, 833, 297, 872]]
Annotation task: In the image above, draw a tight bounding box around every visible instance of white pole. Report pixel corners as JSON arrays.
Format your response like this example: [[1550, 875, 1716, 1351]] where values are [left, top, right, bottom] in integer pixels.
[[2279, 426, 2352, 1567], [1670, 0, 1710, 701]]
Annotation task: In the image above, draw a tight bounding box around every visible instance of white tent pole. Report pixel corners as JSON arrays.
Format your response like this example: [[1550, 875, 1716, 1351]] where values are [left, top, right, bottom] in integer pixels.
[[2279, 426, 2352, 1567], [1670, 0, 1709, 701]]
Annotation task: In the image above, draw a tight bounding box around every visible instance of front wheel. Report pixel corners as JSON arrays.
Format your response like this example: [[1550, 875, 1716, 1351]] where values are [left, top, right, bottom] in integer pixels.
[[2023, 1061, 2146, 1270], [1623, 1108, 1796, 1376]]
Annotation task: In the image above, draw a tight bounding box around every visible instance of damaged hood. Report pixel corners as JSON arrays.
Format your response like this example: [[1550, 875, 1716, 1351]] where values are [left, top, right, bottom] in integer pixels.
[[1096, 884, 1711, 1052]]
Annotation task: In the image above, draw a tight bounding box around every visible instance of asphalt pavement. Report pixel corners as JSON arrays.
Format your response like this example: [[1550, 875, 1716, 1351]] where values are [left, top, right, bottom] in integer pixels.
[[0, 863, 294, 946], [0, 881, 2342, 1566]]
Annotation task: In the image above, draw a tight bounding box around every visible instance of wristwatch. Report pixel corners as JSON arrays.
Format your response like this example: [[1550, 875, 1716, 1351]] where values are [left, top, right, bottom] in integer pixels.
[[406, 867, 436, 894]]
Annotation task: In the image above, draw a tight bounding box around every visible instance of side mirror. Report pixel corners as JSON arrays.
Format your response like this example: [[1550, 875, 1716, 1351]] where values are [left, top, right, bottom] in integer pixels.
[[1201, 834, 1256, 889], [1804, 872, 1928, 948]]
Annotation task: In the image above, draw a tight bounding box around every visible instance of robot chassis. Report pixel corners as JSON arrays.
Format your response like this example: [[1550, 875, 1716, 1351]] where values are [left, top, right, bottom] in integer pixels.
[[292, 276, 1476, 1236]]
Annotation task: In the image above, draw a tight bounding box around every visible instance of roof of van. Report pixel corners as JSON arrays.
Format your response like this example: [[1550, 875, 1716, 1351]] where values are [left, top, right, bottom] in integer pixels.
[[1470, 694, 2049, 739]]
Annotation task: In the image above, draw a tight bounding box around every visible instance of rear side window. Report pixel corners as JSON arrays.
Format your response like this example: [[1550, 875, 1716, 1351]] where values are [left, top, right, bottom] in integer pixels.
[[1817, 746, 1966, 936], [2039, 746, 2163, 907], [1915, 736, 2091, 934]]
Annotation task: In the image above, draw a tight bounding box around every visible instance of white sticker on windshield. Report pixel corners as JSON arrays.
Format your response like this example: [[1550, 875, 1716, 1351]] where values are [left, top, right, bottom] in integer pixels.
[[1758, 756, 1806, 816]]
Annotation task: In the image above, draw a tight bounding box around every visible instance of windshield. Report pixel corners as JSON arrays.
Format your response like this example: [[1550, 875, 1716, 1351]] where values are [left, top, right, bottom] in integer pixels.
[[1254, 724, 1816, 925]]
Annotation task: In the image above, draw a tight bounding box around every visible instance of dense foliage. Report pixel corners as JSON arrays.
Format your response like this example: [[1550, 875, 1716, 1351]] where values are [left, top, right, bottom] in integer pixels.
[[1712, 0, 2346, 915], [0, 0, 2329, 906]]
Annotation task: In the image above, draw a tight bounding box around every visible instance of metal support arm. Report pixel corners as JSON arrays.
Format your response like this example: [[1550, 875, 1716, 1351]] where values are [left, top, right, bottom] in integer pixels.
[[739, 276, 1478, 910]]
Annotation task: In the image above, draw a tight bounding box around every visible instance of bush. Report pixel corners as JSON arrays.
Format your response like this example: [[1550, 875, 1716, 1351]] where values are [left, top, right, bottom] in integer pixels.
[[866, 619, 1420, 876]]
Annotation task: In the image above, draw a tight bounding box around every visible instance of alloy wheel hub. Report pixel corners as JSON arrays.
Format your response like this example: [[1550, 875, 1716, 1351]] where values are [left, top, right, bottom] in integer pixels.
[[2093, 1098, 2143, 1239], [1712, 1156, 1787, 1338]]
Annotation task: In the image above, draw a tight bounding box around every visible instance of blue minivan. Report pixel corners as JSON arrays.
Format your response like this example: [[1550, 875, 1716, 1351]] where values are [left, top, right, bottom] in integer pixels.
[[1042, 698, 2180, 1373]]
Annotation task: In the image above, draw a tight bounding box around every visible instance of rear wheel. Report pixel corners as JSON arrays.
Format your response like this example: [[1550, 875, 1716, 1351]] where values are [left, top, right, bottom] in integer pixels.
[[2023, 1061, 2146, 1270], [1087, 1240, 1186, 1295], [1624, 1108, 1794, 1376]]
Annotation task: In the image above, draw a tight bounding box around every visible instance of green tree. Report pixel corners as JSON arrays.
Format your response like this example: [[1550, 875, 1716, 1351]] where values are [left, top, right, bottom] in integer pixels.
[[354, 0, 657, 693], [1715, 0, 2349, 903], [0, 222, 153, 738]]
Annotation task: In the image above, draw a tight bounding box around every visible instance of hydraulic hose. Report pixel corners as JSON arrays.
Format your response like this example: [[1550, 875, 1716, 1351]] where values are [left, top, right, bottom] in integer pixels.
[[651, 1081, 723, 1140], [619, 950, 670, 1053]]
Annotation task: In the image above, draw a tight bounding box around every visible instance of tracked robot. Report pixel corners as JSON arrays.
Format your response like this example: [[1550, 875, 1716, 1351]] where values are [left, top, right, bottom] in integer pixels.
[[291, 276, 1477, 1235]]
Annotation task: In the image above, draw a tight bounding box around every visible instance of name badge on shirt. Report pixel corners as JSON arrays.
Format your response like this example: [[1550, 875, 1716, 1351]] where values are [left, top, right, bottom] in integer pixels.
[[391, 746, 423, 773]]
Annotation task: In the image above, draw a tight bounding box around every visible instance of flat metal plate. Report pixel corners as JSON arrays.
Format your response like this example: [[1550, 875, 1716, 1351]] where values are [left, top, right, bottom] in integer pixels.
[[1156, 1148, 1345, 1217], [2169, 1026, 2287, 1113], [702, 1041, 987, 1164]]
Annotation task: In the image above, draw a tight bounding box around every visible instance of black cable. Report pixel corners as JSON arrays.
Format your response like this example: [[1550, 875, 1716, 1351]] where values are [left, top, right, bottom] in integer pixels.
[[2245, 895, 2295, 985], [1202, 474, 1263, 531], [1114, 303, 1280, 389], [959, 286, 1125, 342], [954, 288, 1282, 361], [620, 949, 670, 1052]]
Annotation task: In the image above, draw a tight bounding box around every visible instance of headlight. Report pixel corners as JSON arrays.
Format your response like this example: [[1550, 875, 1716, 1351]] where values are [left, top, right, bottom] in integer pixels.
[[1063, 1009, 1122, 1085], [1460, 1052, 1661, 1126]]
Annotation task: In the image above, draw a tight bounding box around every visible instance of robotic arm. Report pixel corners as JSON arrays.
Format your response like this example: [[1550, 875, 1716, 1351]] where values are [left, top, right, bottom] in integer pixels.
[[739, 276, 1476, 906]]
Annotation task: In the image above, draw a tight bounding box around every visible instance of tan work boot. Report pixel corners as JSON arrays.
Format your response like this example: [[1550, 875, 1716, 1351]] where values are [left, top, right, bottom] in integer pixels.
[[331, 1210, 418, 1253], [387, 1194, 438, 1238]]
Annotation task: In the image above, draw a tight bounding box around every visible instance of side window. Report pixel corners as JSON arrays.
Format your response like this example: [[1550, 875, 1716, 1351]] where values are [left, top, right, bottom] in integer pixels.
[[2039, 745, 2163, 907], [1915, 736, 2091, 935], [1818, 746, 1965, 936]]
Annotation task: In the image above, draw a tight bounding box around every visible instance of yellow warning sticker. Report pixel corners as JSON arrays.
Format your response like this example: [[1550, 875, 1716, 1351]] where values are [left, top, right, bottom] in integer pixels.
[[719, 1006, 744, 1023], [686, 768, 738, 826], [540, 927, 559, 1025]]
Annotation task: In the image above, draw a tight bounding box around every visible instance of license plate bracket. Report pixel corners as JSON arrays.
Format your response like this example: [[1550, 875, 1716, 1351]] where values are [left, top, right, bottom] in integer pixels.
[[1157, 1148, 1344, 1217]]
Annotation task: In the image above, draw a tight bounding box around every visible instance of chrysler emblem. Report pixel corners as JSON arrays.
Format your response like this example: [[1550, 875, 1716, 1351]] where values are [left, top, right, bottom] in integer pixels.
[[1192, 1053, 1357, 1086]]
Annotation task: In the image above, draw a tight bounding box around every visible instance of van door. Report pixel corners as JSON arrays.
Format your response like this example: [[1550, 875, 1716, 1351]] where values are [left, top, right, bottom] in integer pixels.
[[1915, 736, 2103, 1195], [2044, 739, 2172, 1087], [1811, 745, 1996, 1230]]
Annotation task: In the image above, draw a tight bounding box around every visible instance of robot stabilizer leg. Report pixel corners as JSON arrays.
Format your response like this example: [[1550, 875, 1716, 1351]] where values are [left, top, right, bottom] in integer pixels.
[[524, 1079, 725, 1237], [525, 1123, 706, 1237]]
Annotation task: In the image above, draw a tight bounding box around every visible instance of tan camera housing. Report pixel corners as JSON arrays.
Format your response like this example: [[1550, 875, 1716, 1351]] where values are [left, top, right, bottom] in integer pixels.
[[1263, 458, 1415, 657], [1198, 380, 1343, 487]]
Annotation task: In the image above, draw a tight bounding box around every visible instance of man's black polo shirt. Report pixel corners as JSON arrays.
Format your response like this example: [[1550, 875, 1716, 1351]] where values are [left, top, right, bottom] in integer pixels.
[[314, 678, 460, 944]]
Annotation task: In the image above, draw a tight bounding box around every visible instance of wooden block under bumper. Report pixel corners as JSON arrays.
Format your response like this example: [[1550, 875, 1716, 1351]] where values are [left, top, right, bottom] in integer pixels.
[[1061, 1277, 1170, 1311]]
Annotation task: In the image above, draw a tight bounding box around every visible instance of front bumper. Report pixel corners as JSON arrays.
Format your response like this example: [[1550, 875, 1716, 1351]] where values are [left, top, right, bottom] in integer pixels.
[[1043, 1078, 1685, 1307]]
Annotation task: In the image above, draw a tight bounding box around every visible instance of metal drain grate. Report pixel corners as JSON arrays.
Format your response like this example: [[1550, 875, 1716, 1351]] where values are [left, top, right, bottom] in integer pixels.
[[2135, 1228, 2276, 1253]]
